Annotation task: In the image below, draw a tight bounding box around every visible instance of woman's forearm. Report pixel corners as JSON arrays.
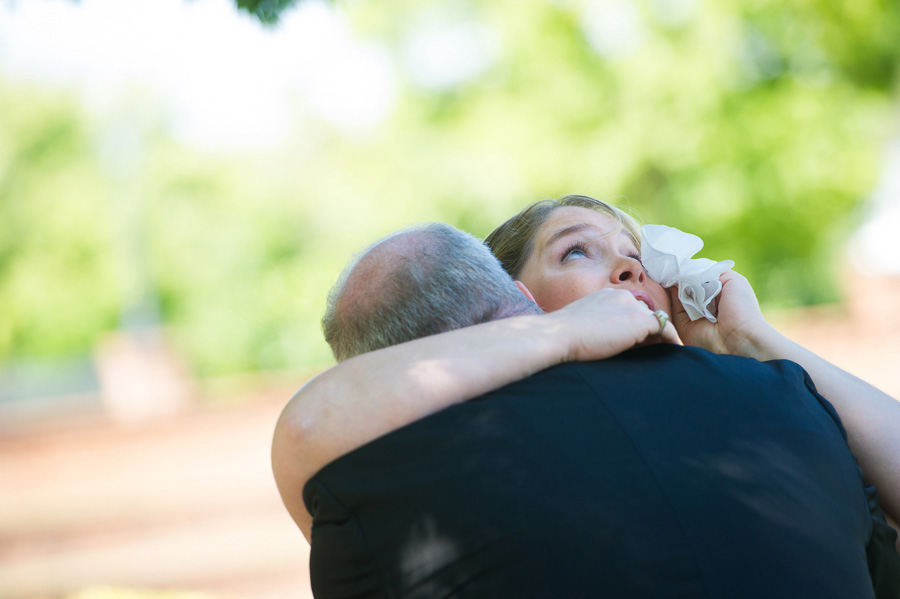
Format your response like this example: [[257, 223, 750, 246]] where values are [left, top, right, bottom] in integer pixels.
[[272, 312, 572, 541], [272, 316, 563, 541], [732, 324, 900, 530], [279, 313, 569, 472]]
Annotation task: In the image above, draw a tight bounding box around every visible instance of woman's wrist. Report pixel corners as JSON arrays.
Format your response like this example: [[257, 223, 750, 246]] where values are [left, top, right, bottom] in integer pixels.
[[722, 319, 786, 361], [528, 311, 583, 365]]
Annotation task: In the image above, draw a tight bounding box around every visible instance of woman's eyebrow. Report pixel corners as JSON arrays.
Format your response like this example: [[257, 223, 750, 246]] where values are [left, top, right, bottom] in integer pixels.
[[544, 223, 597, 248]]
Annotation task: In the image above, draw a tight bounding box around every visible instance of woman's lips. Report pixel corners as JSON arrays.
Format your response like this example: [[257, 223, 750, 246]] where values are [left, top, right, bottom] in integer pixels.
[[630, 291, 656, 312]]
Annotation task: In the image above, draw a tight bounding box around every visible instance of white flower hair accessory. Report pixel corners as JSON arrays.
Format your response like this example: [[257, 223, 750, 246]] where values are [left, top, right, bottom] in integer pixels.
[[640, 224, 735, 322]]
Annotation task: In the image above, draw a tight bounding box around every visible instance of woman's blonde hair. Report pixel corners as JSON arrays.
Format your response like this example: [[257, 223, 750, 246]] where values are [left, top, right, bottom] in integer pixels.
[[484, 195, 642, 279]]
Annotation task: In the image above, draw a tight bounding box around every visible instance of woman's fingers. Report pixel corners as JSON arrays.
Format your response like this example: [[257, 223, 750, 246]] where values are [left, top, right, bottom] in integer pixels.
[[557, 289, 684, 360]]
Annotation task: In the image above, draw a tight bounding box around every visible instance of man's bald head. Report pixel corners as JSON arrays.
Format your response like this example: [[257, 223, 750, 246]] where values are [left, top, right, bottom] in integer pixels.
[[322, 223, 542, 362]]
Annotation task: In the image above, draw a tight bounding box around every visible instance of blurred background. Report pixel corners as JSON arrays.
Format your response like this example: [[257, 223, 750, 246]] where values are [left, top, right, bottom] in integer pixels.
[[1, 0, 899, 597]]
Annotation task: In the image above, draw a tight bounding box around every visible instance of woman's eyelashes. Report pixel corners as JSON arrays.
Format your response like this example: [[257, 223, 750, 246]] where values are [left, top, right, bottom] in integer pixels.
[[561, 241, 589, 262], [560, 240, 642, 264]]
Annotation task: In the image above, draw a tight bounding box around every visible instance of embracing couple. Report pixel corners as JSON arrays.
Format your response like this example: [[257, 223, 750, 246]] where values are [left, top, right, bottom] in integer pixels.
[[273, 195, 900, 598]]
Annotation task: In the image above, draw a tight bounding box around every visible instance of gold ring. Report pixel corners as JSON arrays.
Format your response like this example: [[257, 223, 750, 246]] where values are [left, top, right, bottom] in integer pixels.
[[653, 310, 669, 335]]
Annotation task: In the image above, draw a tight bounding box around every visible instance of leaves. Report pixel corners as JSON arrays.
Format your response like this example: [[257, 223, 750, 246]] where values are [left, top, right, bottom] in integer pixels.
[[235, 0, 304, 24]]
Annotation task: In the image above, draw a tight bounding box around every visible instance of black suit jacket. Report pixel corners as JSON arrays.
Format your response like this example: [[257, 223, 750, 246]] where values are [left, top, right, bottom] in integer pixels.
[[303, 345, 900, 598]]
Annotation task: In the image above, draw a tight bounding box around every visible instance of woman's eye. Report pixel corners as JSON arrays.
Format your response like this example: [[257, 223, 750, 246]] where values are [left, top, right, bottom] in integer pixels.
[[562, 245, 588, 261]]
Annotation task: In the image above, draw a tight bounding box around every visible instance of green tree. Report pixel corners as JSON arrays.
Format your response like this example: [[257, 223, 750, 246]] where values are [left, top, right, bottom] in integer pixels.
[[235, 0, 303, 24], [0, 85, 119, 362], [4, 0, 900, 381]]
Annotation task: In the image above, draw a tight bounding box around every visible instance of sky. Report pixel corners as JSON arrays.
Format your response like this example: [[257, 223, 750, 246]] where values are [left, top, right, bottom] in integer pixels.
[[0, 0, 397, 149]]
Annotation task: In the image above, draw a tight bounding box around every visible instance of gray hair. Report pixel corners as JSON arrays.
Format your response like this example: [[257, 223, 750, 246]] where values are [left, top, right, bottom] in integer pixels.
[[322, 223, 542, 362]]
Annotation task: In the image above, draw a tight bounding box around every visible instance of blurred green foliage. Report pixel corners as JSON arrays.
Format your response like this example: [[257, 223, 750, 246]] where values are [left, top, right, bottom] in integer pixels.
[[235, 0, 302, 24], [2, 0, 899, 379]]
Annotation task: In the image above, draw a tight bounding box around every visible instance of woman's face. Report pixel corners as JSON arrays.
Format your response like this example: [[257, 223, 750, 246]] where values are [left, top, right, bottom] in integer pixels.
[[516, 206, 671, 314]]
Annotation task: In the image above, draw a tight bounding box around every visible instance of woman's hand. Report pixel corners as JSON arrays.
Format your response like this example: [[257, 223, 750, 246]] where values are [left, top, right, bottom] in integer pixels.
[[549, 289, 680, 363], [669, 270, 773, 357]]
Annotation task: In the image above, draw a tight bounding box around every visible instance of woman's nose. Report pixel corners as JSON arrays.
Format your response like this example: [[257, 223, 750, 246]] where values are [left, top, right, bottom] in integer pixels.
[[611, 259, 645, 285]]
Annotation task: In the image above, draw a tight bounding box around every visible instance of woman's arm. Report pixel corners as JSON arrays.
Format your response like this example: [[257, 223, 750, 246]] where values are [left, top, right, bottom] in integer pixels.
[[272, 290, 677, 542], [672, 271, 900, 546]]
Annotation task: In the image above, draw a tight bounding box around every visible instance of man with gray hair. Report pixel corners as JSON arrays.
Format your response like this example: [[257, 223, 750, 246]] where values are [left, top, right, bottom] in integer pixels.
[[322, 222, 541, 362], [274, 223, 899, 599]]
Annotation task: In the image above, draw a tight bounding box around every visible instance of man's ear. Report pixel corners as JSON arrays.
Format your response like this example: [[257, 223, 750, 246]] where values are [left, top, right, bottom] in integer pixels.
[[514, 280, 537, 303]]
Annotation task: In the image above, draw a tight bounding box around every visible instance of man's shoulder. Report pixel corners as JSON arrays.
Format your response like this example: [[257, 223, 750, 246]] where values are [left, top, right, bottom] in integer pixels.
[[482, 343, 828, 426], [553, 343, 811, 388], [496, 343, 804, 390]]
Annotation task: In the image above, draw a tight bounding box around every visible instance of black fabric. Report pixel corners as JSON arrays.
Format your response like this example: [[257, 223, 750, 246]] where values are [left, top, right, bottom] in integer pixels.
[[303, 344, 900, 598], [866, 483, 900, 595]]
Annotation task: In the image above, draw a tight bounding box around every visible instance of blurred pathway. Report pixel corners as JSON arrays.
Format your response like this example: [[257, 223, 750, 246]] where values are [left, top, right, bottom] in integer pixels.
[[0, 387, 313, 599]]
